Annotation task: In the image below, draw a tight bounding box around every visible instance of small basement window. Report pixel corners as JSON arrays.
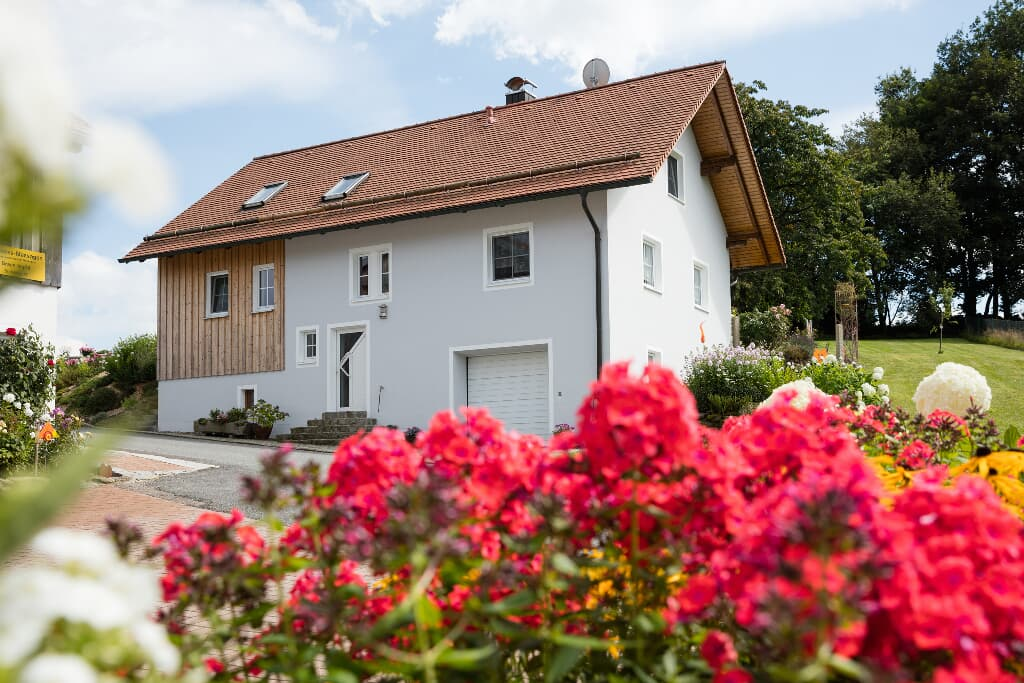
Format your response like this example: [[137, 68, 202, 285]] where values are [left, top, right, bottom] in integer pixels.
[[694, 260, 709, 310], [242, 181, 286, 209], [667, 154, 683, 201], [297, 327, 319, 366], [206, 271, 229, 318], [252, 264, 275, 312], [642, 236, 662, 292], [323, 172, 370, 201]]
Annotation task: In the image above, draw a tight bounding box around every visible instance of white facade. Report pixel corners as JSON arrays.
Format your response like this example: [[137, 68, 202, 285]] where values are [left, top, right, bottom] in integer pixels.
[[606, 127, 732, 372], [158, 129, 732, 437], [0, 276, 59, 344]]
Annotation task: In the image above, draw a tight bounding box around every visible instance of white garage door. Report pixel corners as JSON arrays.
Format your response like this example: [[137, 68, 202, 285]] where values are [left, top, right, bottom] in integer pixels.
[[467, 350, 550, 436]]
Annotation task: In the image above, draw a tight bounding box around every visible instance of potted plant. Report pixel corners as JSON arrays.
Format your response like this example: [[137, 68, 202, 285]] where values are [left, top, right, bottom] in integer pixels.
[[246, 399, 288, 439]]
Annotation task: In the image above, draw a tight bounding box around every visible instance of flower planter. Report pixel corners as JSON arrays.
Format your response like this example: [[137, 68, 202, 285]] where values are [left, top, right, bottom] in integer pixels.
[[193, 420, 253, 438], [250, 424, 272, 440]]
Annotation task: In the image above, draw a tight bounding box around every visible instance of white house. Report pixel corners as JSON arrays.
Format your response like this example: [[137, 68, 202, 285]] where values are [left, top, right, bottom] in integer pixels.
[[122, 61, 784, 441], [1, 227, 62, 344]]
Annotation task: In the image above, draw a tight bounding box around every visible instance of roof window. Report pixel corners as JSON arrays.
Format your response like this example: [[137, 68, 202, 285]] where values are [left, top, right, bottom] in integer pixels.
[[243, 181, 287, 209], [322, 172, 369, 202]]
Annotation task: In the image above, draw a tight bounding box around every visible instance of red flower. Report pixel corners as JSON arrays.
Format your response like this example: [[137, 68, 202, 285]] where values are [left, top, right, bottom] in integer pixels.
[[46, 359, 55, 367], [701, 630, 738, 671], [4, 328, 15, 336], [204, 657, 225, 674]]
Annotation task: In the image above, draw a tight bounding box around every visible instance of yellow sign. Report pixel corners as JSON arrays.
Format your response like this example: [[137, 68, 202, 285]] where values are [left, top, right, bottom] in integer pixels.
[[0, 245, 46, 282], [36, 422, 57, 442]]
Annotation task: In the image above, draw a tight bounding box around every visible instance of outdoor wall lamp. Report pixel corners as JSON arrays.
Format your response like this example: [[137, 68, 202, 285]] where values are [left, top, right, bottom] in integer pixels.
[[378, 303, 388, 320]]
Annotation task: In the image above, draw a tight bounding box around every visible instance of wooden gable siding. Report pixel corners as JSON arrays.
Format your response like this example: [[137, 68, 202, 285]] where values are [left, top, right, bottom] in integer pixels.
[[157, 242, 284, 381], [689, 78, 784, 271]]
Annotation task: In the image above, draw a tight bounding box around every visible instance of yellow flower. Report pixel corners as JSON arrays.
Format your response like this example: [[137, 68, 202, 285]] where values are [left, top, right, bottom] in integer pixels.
[[951, 451, 1024, 518]]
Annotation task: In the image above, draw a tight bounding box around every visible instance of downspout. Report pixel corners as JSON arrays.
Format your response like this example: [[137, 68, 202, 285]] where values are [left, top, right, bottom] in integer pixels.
[[580, 191, 603, 377]]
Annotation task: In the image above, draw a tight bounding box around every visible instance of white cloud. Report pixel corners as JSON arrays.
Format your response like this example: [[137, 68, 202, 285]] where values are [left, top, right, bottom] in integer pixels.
[[58, 251, 157, 350], [48, 0, 344, 115], [335, 0, 434, 25], [433, 0, 915, 80]]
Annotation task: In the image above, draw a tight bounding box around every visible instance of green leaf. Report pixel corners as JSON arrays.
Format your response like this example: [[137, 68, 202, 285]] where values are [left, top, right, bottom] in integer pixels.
[[481, 589, 536, 615], [550, 552, 577, 575], [435, 645, 497, 670], [544, 645, 584, 683], [414, 594, 442, 630], [1003, 425, 1021, 449], [0, 431, 109, 563], [550, 632, 617, 650], [324, 672, 359, 683]]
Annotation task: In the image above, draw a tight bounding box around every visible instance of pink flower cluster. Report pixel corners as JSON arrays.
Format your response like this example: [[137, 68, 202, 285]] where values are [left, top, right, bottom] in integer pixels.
[[153, 362, 1024, 682]]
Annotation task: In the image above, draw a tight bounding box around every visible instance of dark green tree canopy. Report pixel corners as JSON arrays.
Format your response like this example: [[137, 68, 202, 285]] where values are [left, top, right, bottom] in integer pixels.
[[733, 81, 883, 321]]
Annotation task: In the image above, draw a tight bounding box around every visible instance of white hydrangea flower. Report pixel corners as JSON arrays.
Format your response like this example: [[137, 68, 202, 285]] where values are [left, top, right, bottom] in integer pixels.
[[20, 653, 97, 683], [872, 367, 884, 381], [861, 383, 877, 397], [0, 529, 179, 676], [824, 354, 838, 364], [912, 362, 992, 417], [131, 620, 180, 674], [23, 405, 33, 418], [878, 383, 890, 396], [2, 393, 13, 403], [31, 528, 119, 574], [759, 378, 828, 410], [13, 401, 20, 410]]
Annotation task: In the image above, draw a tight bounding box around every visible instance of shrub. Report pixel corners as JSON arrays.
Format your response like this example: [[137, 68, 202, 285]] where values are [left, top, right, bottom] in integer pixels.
[[802, 358, 884, 404], [105, 333, 157, 386], [964, 327, 1024, 351], [55, 355, 101, 390], [682, 344, 794, 419], [84, 386, 120, 415], [738, 303, 793, 350], [0, 326, 55, 411], [245, 399, 288, 428], [139, 364, 1024, 683]]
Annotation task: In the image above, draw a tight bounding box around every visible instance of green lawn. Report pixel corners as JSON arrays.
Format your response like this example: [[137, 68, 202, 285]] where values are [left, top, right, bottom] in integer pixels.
[[856, 338, 1024, 431]]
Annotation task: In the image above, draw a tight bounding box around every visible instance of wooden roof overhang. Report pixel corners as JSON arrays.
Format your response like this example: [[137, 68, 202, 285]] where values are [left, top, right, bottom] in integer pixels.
[[687, 74, 785, 271]]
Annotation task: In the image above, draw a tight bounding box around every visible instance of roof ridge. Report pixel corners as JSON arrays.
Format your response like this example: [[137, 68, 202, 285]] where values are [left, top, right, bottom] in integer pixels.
[[252, 60, 727, 162]]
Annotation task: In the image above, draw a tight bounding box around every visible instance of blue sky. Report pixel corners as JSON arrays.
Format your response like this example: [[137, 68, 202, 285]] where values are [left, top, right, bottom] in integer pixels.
[[51, 0, 994, 350]]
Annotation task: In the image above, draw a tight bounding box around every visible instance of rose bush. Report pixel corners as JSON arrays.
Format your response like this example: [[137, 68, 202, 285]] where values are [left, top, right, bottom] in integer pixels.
[[139, 363, 1024, 682]]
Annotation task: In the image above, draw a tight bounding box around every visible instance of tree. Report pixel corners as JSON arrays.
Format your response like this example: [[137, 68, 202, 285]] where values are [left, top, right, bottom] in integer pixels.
[[733, 82, 884, 322], [876, 0, 1024, 318], [842, 115, 963, 328]]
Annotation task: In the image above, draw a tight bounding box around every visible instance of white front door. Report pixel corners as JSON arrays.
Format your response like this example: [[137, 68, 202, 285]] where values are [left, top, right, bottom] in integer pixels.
[[337, 328, 367, 411], [467, 350, 550, 435]]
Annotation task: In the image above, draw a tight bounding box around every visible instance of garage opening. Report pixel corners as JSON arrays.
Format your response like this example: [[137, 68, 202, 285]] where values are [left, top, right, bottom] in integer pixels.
[[452, 343, 551, 436]]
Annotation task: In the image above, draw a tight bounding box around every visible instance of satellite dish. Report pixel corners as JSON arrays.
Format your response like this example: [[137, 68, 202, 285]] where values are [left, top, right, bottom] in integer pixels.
[[582, 58, 610, 89]]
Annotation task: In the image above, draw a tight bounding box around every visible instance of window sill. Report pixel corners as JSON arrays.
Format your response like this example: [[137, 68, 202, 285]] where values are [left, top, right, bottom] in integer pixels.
[[252, 306, 275, 314], [296, 359, 319, 368], [694, 304, 710, 314], [668, 193, 686, 206], [643, 283, 663, 295], [350, 295, 392, 306], [206, 312, 228, 319], [485, 278, 533, 290]]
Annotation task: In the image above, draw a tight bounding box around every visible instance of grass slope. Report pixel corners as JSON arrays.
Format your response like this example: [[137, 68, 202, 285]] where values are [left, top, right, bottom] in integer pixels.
[[857, 338, 1024, 431]]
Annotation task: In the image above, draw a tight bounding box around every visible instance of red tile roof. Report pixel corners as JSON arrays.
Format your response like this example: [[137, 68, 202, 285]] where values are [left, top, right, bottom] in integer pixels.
[[122, 61, 781, 267]]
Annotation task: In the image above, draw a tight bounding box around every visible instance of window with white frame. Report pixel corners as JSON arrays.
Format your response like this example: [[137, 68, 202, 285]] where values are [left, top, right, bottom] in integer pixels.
[[647, 348, 662, 365], [667, 153, 683, 201], [693, 261, 709, 309], [252, 264, 275, 312], [206, 271, 229, 318], [484, 224, 533, 288], [296, 327, 318, 366], [642, 236, 662, 291], [350, 244, 392, 303]]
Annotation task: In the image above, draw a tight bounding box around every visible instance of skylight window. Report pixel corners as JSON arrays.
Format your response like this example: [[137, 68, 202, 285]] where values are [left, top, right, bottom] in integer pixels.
[[322, 172, 369, 202], [243, 181, 286, 209]]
